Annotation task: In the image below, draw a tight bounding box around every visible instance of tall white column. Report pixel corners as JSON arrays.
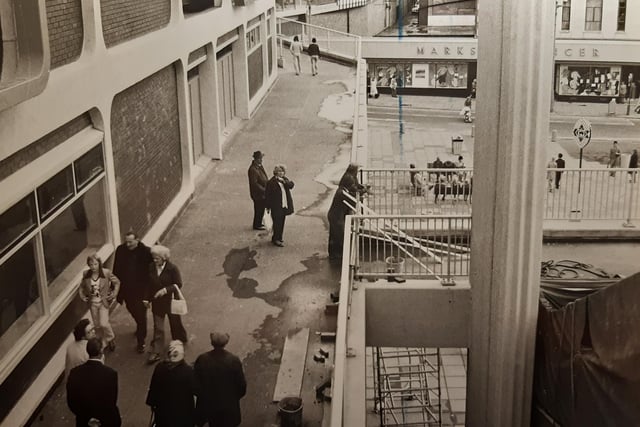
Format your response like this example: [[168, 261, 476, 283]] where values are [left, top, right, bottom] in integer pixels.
[[467, 0, 555, 425]]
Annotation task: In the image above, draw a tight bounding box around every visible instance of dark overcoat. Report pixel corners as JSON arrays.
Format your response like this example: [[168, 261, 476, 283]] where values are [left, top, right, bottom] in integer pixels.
[[146, 360, 196, 427], [113, 241, 152, 303], [265, 176, 295, 216], [248, 161, 268, 201], [147, 261, 183, 316], [67, 360, 121, 427], [194, 348, 247, 427]]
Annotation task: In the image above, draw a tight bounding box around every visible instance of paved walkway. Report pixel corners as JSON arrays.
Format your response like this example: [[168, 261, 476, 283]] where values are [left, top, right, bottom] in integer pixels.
[[32, 60, 356, 427]]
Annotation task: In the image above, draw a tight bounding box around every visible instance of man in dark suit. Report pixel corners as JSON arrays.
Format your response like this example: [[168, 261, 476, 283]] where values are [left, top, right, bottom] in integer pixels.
[[248, 150, 269, 230], [265, 164, 295, 247], [67, 338, 121, 427], [113, 230, 153, 353], [195, 332, 247, 427]]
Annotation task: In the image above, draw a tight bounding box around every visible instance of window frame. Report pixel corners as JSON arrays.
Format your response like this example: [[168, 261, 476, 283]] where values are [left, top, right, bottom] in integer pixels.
[[560, 0, 571, 31], [584, 0, 603, 31], [0, 0, 49, 112], [616, 0, 626, 31], [0, 127, 113, 384]]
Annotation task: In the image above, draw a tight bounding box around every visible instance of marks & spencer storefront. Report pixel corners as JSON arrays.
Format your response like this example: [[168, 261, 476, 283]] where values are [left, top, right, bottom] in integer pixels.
[[553, 41, 640, 103], [361, 39, 477, 96]]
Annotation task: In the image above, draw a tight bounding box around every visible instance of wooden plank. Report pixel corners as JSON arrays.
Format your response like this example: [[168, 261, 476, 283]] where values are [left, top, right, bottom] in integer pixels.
[[272, 328, 310, 402]]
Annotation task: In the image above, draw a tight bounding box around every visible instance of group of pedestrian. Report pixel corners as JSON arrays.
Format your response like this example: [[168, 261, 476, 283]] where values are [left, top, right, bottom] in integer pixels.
[[248, 151, 296, 247], [66, 327, 246, 427], [289, 36, 320, 76]]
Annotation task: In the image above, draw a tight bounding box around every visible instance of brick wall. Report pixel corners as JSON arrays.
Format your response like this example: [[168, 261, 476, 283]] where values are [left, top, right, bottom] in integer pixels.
[[100, 0, 171, 48], [46, 0, 84, 69], [0, 114, 92, 182], [111, 64, 182, 237]]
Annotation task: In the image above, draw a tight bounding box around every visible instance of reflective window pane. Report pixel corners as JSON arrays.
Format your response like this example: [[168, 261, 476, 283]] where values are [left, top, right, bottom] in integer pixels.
[[0, 194, 37, 257], [0, 239, 43, 358], [37, 166, 74, 220], [74, 144, 104, 190], [42, 180, 108, 302]]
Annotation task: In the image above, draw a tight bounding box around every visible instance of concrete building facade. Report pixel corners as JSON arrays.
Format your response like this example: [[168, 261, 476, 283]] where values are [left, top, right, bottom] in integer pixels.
[[0, 0, 276, 424]]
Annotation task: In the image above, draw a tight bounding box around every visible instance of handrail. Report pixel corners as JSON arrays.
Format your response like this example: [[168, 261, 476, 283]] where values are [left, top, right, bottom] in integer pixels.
[[278, 17, 363, 40]]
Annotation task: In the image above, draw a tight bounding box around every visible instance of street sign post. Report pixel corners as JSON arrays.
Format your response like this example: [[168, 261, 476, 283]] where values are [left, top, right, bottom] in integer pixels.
[[572, 118, 592, 193]]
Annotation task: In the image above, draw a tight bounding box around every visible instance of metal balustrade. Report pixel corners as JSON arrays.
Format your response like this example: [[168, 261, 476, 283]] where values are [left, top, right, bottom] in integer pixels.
[[361, 168, 640, 222], [276, 17, 361, 61], [350, 215, 472, 280]]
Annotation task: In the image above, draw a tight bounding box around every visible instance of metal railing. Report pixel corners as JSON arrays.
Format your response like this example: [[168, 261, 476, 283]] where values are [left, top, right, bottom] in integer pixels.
[[361, 167, 640, 222], [276, 17, 361, 62], [275, 0, 335, 11], [350, 215, 472, 279]]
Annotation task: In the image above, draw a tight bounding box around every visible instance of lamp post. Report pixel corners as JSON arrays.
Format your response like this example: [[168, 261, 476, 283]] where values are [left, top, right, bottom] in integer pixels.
[[550, 0, 566, 113]]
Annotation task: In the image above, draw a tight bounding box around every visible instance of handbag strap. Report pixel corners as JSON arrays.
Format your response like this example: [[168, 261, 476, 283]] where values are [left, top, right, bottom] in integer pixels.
[[173, 284, 185, 301]]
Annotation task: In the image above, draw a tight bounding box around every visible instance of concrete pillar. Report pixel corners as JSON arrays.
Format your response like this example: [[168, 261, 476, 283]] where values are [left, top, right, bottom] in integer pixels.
[[467, 0, 555, 426]]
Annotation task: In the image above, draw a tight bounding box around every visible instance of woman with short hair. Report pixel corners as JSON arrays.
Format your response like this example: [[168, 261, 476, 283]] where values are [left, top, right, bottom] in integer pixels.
[[265, 165, 295, 247], [145, 245, 188, 364]]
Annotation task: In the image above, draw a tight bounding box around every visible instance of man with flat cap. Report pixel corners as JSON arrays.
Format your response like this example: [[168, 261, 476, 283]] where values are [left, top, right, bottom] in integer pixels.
[[248, 151, 269, 230], [194, 332, 247, 427]]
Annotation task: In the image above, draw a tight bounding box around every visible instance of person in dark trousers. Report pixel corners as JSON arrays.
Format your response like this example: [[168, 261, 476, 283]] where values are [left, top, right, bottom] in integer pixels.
[[629, 149, 638, 183], [194, 332, 247, 427], [265, 164, 295, 247], [67, 338, 121, 427], [113, 231, 153, 353], [247, 150, 269, 230], [555, 153, 566, 189], [145, 245, 188, 364], [308, 37, 320, 76], [146, 340, 196, 427]]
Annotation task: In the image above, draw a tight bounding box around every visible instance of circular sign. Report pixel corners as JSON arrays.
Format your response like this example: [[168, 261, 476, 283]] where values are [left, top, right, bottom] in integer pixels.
[[572, 118, 592, 149]]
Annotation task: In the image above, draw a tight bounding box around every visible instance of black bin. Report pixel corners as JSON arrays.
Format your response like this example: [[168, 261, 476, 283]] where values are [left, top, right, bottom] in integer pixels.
[[278, 396, 303, 427]]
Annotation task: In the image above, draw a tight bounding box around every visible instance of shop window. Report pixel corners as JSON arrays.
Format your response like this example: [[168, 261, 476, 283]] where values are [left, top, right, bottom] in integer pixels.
[[42, 180, 108, 302], [617, 0, 626, 31], [584, 0, 602, 31], [36, 166, 74, 221], [0, 194, 37, 258], [561, 0, 571, 31], [0, 239, 43, 358], [557, 65, 621, 97], [0, 0, 48, 112]]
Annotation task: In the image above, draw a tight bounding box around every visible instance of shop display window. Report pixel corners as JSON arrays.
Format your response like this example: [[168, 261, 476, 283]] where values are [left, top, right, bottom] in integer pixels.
[[557, 65, 621, 96], [370, 63, 468, 89]]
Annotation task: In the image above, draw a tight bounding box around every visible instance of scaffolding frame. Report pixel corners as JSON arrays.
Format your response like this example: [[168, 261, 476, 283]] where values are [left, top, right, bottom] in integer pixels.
[[373, 347, 443, 426]]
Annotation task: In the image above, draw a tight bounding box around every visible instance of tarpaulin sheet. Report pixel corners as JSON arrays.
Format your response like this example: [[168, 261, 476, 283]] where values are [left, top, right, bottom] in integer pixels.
[[532, 271, 640, 427]]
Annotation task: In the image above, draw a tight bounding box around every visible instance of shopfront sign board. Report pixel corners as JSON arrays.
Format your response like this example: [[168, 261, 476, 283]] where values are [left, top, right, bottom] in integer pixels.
[[573, 118, 592, 149]]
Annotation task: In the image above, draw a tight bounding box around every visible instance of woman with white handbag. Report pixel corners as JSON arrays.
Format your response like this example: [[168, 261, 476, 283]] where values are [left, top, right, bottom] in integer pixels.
[[144, 245, 188, 364]]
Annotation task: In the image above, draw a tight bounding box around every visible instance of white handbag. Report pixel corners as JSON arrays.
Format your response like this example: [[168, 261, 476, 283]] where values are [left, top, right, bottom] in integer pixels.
[[170, 284, 188, 315]]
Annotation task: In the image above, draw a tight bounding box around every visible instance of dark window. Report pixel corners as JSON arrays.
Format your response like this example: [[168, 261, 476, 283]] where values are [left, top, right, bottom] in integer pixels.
[[41, 182, 107, 301], [183, 0, 221, 13], [74, 144, 104, 190], [585, 0, 602, 31], [36, 166, 74, 220], [0, 240, 42, 350], [561, 0, 571, 30], [617, 0, 626, 31], [0, 194, 37, 257]]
